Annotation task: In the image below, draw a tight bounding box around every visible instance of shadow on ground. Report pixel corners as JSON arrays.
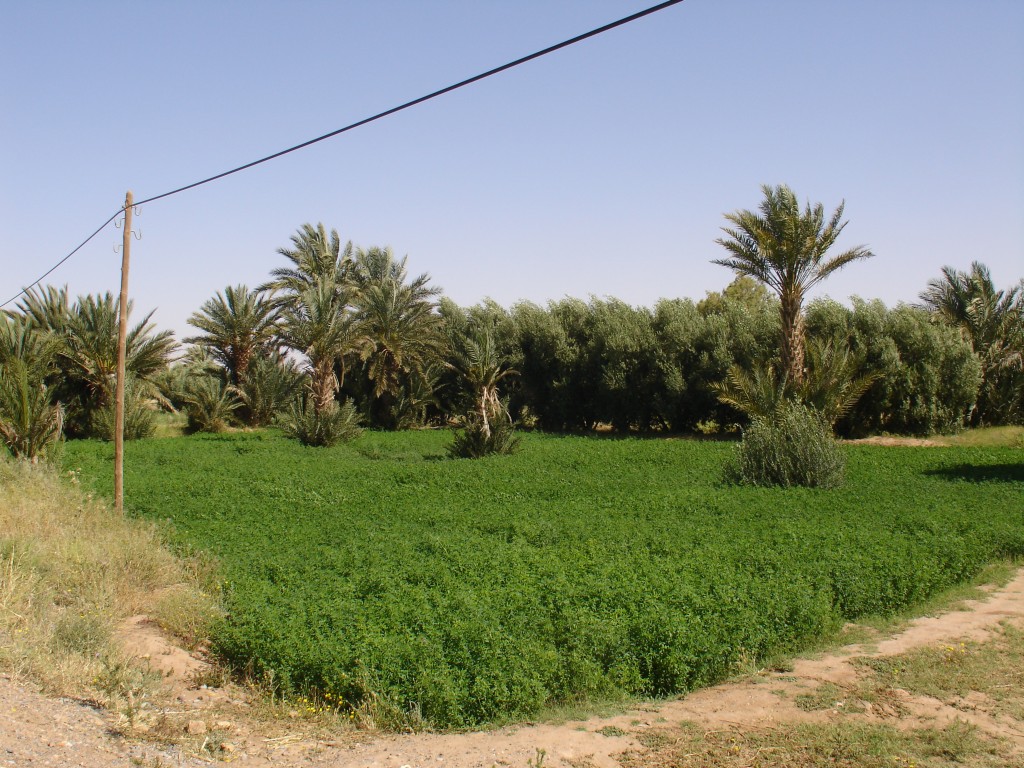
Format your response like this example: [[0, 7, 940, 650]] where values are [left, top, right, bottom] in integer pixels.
[[925, 462, 1024, 483]]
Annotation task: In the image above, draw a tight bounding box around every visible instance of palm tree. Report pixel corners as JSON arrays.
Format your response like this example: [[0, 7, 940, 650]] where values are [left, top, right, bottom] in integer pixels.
[[353, 246, 437, 304], [714, 337, 877, 426], [0, 314, 64, 459], [279, 279, 360, 414], [185, 285, 279, 386], [14, 285, 71, 333], [261, 222, 354, 302], [714, 184, 874, 385], [64, 293, 177, 409], [919, 262, 1023, 424], [447, 327, 518, 440], [354, 248, 443, 424]]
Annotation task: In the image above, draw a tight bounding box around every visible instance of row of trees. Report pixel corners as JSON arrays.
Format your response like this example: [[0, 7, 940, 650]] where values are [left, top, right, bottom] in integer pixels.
[[2, 186, 1021, 459]]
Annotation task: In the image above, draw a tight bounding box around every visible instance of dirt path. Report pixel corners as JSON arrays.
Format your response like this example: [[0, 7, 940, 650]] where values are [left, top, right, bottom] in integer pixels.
[[2, 569, 1023, 768]]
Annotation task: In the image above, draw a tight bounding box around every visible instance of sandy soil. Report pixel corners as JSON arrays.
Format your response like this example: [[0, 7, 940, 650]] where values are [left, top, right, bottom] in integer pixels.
[[2, 569, 1022, 768]]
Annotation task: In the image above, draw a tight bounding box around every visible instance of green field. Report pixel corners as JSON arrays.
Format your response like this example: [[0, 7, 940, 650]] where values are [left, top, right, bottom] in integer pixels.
[[64, 431, 1024, 728]]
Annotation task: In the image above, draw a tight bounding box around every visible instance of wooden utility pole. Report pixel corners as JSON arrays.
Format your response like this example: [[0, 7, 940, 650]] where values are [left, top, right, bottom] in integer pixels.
[[114, 191, 133, 514]]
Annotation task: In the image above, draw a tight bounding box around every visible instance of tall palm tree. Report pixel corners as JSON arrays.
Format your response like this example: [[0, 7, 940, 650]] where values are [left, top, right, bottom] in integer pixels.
[[261, 222, 354, 302], [358, 279, 442, 398], [714, 184, 873, 385], [279, 279, 360, 414], [353, 246, 437, 305], [354, 248, 442, 419], [920, 262, 1021, 351], [185, 285, 279, 386], [919, 262, 1023, 424]]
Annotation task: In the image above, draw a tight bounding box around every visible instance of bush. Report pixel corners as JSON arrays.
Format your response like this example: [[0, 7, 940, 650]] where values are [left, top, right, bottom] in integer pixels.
[[89, 377, 158, 441], [236, 354, 303, 427], [448, 413, 521, 458], [282, 398, 362, 447], [183, 376, 241, 434], [726, 401, 845, 488]]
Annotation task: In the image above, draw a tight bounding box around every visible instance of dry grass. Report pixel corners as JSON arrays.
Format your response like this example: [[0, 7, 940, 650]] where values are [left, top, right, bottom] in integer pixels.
[[620, 619, 1024, 768], [859, 624, 1024, 722], [936, 426, 1024, 448], [0, 457, 219, 705], [619, 719, 1005, 768]]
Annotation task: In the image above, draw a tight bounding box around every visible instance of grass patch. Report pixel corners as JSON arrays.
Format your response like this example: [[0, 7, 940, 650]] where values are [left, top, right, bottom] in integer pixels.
[[151, 411, 187, 439], [64, 430, 1024, 729]]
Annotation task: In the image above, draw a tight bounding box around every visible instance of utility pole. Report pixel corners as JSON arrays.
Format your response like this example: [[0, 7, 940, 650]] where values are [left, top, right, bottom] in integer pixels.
[[114, 191, 133, 514]]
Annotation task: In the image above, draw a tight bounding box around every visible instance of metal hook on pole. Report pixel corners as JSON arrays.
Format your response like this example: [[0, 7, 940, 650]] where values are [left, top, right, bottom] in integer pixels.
[[131, 229, 142, 241]]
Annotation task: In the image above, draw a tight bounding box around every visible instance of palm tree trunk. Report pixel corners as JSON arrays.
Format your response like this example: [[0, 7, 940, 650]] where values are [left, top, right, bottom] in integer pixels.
[[310, 358, 337, 414], [780, 292, 805, 386], [478, 388, 491, 440], [234, 347, 251, 387]]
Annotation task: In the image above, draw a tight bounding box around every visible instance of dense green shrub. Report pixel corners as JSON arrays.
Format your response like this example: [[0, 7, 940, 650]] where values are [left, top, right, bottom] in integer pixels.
[[725, 402, 845, 488], [235, 354, 303, 427], [282, 397, 362, 447], [503, 289, 778, 432], [89, 377, 158, 441], [448, 412, 521, 458], [806, 300, 981, 435], [183, 376, 241, 434]]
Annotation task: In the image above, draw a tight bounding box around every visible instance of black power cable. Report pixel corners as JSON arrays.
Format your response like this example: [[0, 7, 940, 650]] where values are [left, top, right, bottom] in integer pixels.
[[2, 0, 685, 309]]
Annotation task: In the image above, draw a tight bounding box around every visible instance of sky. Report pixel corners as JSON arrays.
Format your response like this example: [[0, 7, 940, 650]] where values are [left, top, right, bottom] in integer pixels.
[[2, 0, 1022, 341]]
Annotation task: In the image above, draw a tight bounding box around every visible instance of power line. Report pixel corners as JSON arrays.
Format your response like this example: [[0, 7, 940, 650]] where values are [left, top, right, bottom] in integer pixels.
[[2, 0, 686, 309], [1, 211, 124, 310]]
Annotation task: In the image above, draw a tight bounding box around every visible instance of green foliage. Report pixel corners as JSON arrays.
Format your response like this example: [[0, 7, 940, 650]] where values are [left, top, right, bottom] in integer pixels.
[[352, 246, 443, 429], [0, 316, 64, 459], [448, 410, 521, 458], [920, 262, 1023, 426], [504, 293, 778, 432], [281, 396, 362, 447], [13, 288, 176, 439], [66, 432, 1024, 729], [182, 376, 241, 434], [89, 376, 159, 441], [714, 337, 877, 427], [234, 354, 303, 427], [444, 318, 520, 455], [714, 184, 873, 384], [806, 299, 982, 435], [185, 284, 279, 386], [725, 402, 846, 488]]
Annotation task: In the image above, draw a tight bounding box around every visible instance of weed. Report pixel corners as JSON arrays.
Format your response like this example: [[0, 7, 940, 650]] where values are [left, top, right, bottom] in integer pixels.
[[795, 681, 845, 712]]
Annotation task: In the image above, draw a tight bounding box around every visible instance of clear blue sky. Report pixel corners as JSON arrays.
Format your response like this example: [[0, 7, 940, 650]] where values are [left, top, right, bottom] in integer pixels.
[[3, 1, 1022, 340]]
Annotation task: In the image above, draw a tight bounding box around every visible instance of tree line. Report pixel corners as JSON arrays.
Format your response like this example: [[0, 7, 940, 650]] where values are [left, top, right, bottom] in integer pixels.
[[2, 185, 1021, 459]]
